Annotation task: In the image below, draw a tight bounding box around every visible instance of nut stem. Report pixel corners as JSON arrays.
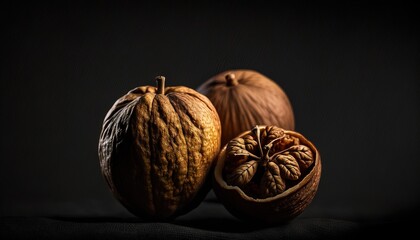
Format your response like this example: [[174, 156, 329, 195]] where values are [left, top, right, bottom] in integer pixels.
[[225, 73, 238, 86], [252, 126, 264, 157], [264, 136, 286, 164], [156, 76, 166, 94]]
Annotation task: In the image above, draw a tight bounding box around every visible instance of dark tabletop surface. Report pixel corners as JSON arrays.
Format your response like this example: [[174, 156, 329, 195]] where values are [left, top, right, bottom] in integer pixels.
[[2, 190, 419, 239]]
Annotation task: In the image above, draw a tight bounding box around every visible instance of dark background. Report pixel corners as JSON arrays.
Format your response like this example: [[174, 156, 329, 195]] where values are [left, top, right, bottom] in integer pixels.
[[1, 0, 419, 238]]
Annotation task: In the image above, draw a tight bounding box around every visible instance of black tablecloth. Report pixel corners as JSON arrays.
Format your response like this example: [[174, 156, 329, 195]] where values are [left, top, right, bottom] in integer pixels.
[[1, 196, 416, 240]]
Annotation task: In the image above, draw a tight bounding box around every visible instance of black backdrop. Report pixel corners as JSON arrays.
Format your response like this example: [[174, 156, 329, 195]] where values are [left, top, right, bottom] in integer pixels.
[[1, 0, 419, 238]]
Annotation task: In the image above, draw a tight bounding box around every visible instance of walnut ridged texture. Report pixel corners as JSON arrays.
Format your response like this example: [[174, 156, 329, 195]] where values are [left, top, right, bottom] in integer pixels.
[[197, 69, 295, 146], [98, 81, 221, 220]]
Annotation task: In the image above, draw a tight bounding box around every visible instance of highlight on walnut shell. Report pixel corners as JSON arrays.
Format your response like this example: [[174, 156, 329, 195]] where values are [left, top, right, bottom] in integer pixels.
[[196, 69, 295, 147], [212, 125, 321, 225], [98, 76, 221, 221]]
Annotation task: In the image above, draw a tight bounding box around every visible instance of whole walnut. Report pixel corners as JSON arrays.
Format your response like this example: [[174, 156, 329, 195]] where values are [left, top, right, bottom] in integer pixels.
[[98, 76, 221, 221], [197, 69, 295, 146]]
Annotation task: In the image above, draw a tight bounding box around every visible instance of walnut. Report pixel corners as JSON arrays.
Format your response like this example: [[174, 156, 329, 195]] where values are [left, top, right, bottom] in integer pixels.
[[196, 69, 295, 147], [98, 76, 221, 221], [213, 125, 321, 224]]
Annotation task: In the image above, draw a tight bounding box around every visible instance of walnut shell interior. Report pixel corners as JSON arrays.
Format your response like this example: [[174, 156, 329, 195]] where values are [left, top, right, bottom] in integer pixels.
[[213, 125, 321, 224]]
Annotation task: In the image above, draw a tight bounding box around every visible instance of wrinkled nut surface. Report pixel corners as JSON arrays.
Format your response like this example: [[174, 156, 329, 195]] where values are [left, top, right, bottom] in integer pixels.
[[213, 125, 321, 224], [98, 76, 221, 221], [197, 69, 295, 146]]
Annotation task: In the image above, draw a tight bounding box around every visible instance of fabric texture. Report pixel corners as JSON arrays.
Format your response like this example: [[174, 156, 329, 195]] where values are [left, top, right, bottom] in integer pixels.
[[1, 197, 416, 240]]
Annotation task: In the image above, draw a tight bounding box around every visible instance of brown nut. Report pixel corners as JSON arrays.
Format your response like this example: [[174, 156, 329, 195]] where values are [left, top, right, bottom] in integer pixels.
[[213, 125, 321, 225], [197, 69, 295, 147], [98, 76, 221, 221]]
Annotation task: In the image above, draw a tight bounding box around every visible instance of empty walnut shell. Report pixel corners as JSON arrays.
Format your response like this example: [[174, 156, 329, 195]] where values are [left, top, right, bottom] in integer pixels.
[[196, 69, 295, 147], [98, 76, 221, 221], [212, 125, 321, 225]]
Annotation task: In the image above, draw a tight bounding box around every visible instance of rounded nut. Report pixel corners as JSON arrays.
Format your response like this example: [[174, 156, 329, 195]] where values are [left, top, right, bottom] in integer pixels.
[[98, 76, 222, 221], [213, 125, 321, 224], [197, 69, 295, 147]]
